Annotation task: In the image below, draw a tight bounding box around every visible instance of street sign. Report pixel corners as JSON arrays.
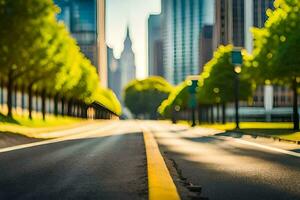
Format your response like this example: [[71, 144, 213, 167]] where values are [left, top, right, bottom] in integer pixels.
[[188, 80, 198, 94], [231, 48, 243, 65], [186, 76, 199, 127]]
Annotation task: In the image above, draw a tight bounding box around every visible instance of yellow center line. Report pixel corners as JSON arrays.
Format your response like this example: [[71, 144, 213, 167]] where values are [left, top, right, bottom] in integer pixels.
[[142, 125, 181, 200]]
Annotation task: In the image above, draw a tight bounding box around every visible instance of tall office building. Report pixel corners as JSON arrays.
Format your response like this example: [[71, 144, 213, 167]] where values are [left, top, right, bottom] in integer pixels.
[[148, 14, 164, 77], [119, 27, 136, 95], [214, 0, 274, 51], [213, 0, 245, 50], [54, 0, 107, 87], [161, 0, 213, 85], [107, 46, 121, 100], [213, 0, 293, 120], [199, 25, 213, 72]]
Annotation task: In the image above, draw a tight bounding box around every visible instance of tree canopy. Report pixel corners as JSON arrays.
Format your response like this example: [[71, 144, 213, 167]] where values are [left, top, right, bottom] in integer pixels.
[[198, 45, 252, 105], [158, 81, 189, 117], [124, 76, 172, 119], [0, 0, 121, 118], [250, 0, 300, 85]]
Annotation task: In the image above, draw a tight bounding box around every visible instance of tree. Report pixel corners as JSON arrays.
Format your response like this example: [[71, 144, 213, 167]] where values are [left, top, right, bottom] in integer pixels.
[[158, 81, 189, 120], [0, 0, 122, 120], [198, 45, 252, 124], [124, 76, 172, 119], [251, 0, 300, 130], [0, 0, 57, 117]]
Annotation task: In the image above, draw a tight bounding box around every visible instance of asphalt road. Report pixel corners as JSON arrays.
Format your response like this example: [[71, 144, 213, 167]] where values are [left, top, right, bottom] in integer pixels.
[[0, 121, 147, 200], [1, 120, 300, 200], [144, 121, 300, 200]]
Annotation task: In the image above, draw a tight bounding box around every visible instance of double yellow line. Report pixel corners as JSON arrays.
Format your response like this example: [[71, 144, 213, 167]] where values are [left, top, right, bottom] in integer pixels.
[[143, 129, 181, 200]]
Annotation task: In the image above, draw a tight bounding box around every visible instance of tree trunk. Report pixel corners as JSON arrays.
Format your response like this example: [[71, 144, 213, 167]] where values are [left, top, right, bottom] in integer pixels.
[[210, 105, 214, 124], [67, 99, 73, 116], [54, 94, 58, 116], [82, 103, 87, 119], [7, 74, 13, 118], [35, 91, 40, 114], [292, 78, 299, 130], [61, 97, 65, 116], [21, 85, 25, 110], [197, 106, 201, 125], [0, 79, 3, 106], [222, 103, 226, 124], [13, 85, 17, 109], [204, 106, 208, 123], [28, 85, 33, 120], [216, 103, 220, 123], [41, 89, 46, 121], [76, 102, 80, 117]]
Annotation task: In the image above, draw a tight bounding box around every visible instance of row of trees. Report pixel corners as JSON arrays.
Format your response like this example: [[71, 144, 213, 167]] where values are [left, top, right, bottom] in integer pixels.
[[124, 76, 172, 119], [0, 0, 121, 119], [159, 0, 300, 130]]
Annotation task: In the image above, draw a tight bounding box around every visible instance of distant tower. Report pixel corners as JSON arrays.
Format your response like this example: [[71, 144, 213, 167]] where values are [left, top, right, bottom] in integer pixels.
[[107, 46, 121, 100], [148, 14, 164, 77], [119, 27, 136, 96]]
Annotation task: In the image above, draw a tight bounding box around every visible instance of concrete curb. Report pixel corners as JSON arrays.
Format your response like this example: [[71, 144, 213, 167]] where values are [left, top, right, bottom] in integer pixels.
[[142, 129, 181, 200], [227, 130, 300, 145]]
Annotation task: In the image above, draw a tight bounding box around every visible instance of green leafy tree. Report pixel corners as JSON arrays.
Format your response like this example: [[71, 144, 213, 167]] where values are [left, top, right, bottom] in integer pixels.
[[158, 81, 189, 119], [0, 0, 58, 117], [198, 45, 252, 123], [251, 0, 300, 129], [0, 0, 121, 120], [124, 76, 172, 119]]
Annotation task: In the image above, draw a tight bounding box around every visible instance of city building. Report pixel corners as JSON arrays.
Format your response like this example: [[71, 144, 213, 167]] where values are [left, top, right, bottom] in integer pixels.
[[119, 27, 136, 96], [213, 0, 274, 51], [213, 0, 294, 120], [213, 0, 245, 50], [161, 0, 214, 85], [199, 25, 213, 72], [54, 0, 107, 87], [148, 14, 164, 77], [107, 46, 121, 100]]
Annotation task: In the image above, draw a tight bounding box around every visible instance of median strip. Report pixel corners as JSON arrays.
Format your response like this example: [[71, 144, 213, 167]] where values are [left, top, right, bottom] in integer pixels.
[[143, 128, 181, 200]]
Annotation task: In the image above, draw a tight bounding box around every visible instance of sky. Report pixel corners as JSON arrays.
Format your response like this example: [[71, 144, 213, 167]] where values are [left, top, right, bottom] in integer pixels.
[[106, 0, 161, 79]]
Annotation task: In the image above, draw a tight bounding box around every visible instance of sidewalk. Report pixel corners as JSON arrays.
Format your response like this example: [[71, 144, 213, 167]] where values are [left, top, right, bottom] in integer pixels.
[[0, 120, 111, 148]]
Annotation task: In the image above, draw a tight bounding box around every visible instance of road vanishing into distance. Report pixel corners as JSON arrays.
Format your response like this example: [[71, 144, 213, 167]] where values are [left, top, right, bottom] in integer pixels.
[[0, 120, 299, 200]]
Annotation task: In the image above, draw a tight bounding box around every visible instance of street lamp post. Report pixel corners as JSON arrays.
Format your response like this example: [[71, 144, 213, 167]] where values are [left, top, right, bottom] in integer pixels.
[[234, 66, 241, 129], [187, 76, 199, 127], [231, 48, 243, 129]]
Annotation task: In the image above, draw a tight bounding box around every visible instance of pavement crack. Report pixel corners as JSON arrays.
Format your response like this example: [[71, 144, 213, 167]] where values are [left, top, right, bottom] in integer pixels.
[[168, 155, 209, 200]]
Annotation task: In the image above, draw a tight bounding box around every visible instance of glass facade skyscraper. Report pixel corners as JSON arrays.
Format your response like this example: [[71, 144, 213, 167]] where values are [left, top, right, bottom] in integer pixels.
[[253, 0, 274, 28], [54, 0, 98, 68], [162, 0, 213, 84]]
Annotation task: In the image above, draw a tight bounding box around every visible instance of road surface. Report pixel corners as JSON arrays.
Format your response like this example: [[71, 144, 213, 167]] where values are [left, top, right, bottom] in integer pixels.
[[0, 121, 147, 200], [0, 120, 299, 200], [144, 121, 300, 200]]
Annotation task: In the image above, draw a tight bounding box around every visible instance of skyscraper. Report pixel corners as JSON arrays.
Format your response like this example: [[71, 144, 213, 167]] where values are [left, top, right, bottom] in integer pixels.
[[119, 27, 136, 95], [148, 14, 164, 77], [107, 46, 121, 100], [245, 0, 274, 52], [199, 25, 213, 72], [54, 0, 107, 87], [213, 0, 245, 50], [161, 0, 213, 85], [213, 0, 274, 51]]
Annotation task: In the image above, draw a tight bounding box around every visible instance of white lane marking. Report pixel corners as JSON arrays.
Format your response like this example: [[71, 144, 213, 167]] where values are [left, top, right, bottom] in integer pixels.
[[0, 123, 117, 153], [219, 136, 300, 158]]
